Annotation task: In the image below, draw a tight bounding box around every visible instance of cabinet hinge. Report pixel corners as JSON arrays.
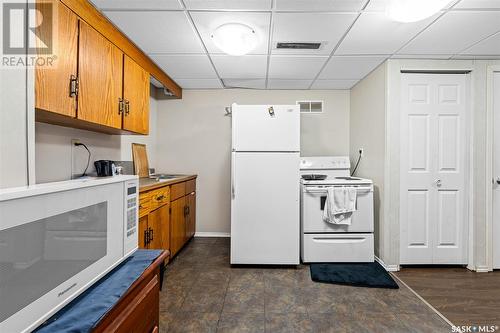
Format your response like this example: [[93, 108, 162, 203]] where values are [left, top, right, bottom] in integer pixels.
[[69, 75, 79, 97]]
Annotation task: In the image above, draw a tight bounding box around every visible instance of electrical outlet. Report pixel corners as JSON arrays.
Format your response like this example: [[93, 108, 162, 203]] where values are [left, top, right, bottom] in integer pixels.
[[359, 148, 364, 156]]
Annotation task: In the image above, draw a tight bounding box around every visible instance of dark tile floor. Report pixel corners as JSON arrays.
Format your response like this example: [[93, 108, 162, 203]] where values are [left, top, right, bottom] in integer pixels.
[[159, 237, 451, 333]]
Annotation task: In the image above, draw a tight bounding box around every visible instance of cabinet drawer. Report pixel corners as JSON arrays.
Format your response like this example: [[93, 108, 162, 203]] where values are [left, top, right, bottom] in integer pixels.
[[185, 179, 196, 194], [150, 187, 170, 208], [139, 194, 151, 217], [302, 233, 374, 263], [170, 182, 186, 201]]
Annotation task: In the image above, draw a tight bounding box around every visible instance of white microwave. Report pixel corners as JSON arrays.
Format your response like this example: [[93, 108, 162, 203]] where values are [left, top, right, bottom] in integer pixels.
[[0, 175, 138, 332]]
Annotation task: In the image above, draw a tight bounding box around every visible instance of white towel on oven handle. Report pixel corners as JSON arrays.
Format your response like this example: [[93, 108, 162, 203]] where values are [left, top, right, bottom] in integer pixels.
[[322, 186, 357, 225]]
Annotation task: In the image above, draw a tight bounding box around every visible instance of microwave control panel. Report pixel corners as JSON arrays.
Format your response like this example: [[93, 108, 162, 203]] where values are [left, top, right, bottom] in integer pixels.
[[125, 181, 138, 238]]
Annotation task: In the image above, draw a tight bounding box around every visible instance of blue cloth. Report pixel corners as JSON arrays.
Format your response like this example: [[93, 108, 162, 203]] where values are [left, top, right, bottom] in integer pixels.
[[35, 249, 162, 333]]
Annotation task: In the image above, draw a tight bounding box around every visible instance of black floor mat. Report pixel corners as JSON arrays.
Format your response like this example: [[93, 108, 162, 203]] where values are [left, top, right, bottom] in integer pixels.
[[310, 262, 399, 289]]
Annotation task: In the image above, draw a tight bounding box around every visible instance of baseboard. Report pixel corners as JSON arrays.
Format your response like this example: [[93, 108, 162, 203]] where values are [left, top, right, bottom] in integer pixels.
[[375, 256, 400, 272], [474, 266, 491, 273], [194, 232, 230, 238]]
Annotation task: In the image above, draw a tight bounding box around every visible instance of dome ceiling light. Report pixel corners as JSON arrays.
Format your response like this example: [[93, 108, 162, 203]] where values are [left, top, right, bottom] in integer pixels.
[[386, 0, 452, 23], [211, 23, 258, 56]]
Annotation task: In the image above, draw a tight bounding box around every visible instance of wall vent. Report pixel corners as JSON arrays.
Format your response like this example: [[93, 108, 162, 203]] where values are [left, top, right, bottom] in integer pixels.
[[297, 101, 323, 113], [276, 42, 321, 49]]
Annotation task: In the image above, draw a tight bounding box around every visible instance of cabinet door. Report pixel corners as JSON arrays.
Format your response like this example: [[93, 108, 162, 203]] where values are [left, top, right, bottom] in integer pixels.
[[170, 197, 186, 256], [78, 21, 123, 129], [186, 192, 196, 239], [123, 55, 150, 134], [147, 204, 170, 251], [138, 215, 148, 249], [35, 2, 78, 117]]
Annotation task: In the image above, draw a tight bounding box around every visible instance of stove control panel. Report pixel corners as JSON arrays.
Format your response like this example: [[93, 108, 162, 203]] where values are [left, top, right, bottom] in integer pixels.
[[300, 156, 350, 170]]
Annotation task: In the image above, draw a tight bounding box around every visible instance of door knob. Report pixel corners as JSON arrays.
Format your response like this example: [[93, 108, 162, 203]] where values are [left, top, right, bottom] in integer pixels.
[[435, 179, 442, 187], [496, 177, 500, 185]]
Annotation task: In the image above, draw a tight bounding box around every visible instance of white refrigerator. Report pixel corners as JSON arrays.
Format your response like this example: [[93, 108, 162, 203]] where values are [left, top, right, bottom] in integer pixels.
[[230, 103, 300, 265]]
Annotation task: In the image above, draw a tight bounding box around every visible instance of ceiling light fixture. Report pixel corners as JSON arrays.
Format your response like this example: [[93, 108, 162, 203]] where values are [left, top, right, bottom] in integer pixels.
[[211, 23, 258, 56], [386, 0, 452, 23]]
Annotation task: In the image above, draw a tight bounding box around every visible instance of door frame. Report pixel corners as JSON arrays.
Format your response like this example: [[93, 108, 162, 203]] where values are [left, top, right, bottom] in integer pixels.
[[399, 72, 472, 266], [486, 66, 500, 271]]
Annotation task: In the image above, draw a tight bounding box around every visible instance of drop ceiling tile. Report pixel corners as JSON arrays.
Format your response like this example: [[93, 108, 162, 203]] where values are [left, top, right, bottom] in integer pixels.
[[91, 0, 182, 9], [268, 56, 328, 79], [150, 54, 217, 79], [460, 31, 500, 55], [272, 12, 358, 55], [311, 79, 358, 89], [267, 79, 313, 89], [453, 0, 500, 9], [211, 55, 267, 78], [104, 11, 203, 53], [365, 0, 455, 11], [274, 0, 367, 11], [336, 12, 437, 55], [453, 54, 500, 60], [190, 12, 270, 55], [223, 78, 266, 89], [391, 54, 452, 59], [184, 0, 272, 10], [399, 11, 500, 55], [175, 79, 223, 89], [319, 56, 386, 79]]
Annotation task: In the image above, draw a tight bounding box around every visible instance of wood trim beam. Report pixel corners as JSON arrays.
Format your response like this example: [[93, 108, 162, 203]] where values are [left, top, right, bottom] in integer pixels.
[[60, 0, 182, 99]]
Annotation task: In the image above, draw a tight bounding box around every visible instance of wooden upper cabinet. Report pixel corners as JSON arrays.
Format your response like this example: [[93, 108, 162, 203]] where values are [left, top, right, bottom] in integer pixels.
[[35, 2, 78, 117], [78, 21, 123, 129], [123, 56, 150, 134]]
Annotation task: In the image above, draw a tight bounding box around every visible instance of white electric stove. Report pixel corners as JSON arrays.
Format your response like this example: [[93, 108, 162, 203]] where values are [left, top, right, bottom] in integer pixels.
[[300, 156, 374, 263]]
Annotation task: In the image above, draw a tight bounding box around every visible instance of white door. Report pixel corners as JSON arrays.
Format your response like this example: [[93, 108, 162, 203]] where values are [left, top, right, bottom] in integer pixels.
[[231, 152, 300, 264], [232, 104, 300, 152], [494, 72, 500, 269], [400, 73, 468, 264]]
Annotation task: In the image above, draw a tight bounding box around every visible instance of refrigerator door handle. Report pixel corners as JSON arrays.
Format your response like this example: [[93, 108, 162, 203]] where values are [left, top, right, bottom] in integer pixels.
[[231, 153, 235, 199]]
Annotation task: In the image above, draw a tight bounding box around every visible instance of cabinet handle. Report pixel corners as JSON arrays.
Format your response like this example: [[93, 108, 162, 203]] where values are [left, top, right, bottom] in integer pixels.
[[149, 227, 154, 241], [125, 100, 130, 116], [144, 229, 149, 246], [183, 206, 188, 217], [69, 75, 79, 97], [156, 195, 165, 201], [118, 98, 124, 115]]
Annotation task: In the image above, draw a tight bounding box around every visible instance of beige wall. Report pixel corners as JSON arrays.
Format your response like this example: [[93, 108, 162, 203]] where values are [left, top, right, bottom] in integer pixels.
[[349, 63, 387, 259], [155, 89, 351, 234], [35, 97, 158, 183]]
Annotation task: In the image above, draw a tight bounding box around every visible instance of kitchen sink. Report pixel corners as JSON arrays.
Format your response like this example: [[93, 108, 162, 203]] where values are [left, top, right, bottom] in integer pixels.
[[150, 174, 185, 180]]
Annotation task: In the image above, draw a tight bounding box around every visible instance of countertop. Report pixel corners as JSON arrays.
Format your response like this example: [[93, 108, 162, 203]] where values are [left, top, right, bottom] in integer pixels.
[[139, 174, 197, 193]]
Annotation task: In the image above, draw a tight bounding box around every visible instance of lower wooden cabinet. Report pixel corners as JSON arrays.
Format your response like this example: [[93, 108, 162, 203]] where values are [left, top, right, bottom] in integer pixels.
[[170, 196, 186, 256], [139, 204, 170, 251], [138, 178, 196, 259], [186, 191, 196, 239]]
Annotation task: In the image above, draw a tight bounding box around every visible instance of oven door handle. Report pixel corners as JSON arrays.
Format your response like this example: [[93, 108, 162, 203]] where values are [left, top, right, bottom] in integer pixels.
[[305, 186, 373, 193]]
